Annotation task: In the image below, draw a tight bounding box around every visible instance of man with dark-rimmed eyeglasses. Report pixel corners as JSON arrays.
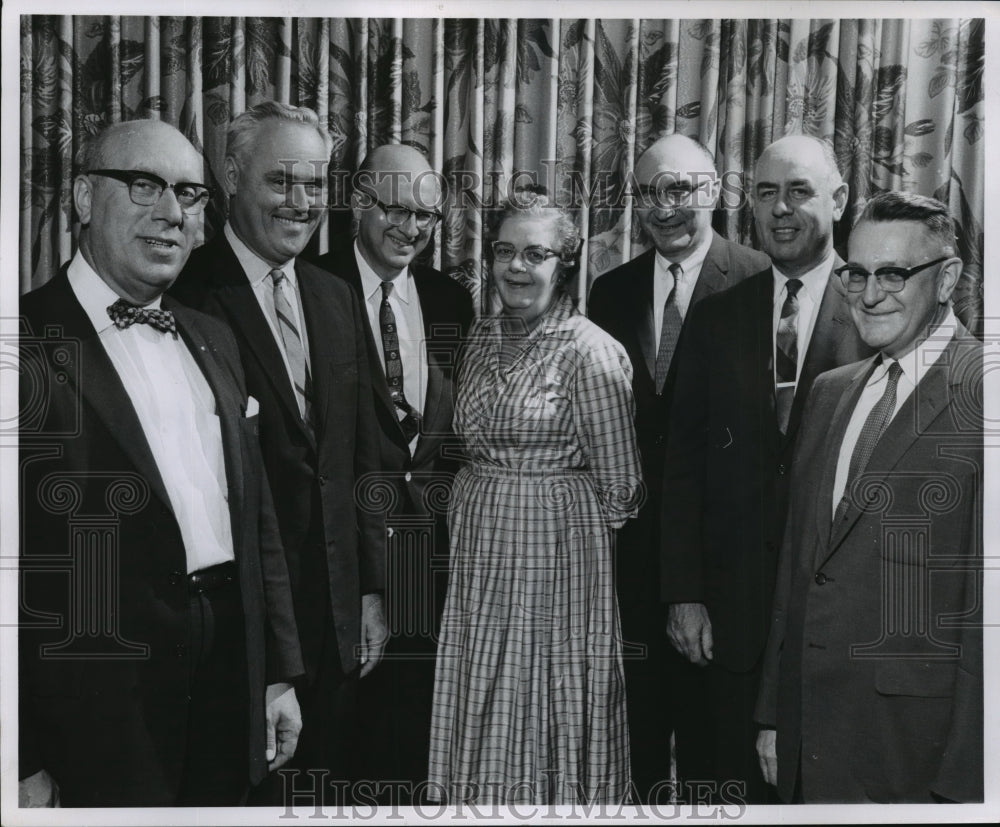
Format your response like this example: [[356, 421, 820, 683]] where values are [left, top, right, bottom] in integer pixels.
[[19, 118, 303, 806], [312, 143, 473, 804], [755, 191, 983, 803]]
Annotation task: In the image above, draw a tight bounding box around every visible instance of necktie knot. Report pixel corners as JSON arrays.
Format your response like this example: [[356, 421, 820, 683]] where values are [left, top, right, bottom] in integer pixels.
[[381, 280, 394, 300], [270, 268, 286, 287], [785, 278, 803, 300], [107, 298, 176, 334], [885, 359, 903, 384]]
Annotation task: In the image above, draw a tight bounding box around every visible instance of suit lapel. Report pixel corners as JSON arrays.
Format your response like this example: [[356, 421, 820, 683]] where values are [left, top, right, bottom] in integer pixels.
[[169, 300, 245, 551], [631, 252, 657, 383], [297, 263, 338, 443], [412, 269, 447, 464], [45, 272, 174, 512], [207, 237, 315, 449], [786, 259, 850, 444], [688, 232, 730, 307]]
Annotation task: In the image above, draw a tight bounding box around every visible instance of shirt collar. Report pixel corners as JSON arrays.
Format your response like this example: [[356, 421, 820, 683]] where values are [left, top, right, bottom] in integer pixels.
[[772, 249, 835, 305], [224, 222, 297, 289], [873, 306, 958, 389], [654, 230, 714, 280], [67, 252, 162, 334], [355, 240, 412, 304]]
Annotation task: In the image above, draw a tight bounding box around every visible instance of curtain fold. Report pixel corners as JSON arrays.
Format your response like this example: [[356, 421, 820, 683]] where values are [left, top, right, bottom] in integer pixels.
[[20, 15, 984, 328]]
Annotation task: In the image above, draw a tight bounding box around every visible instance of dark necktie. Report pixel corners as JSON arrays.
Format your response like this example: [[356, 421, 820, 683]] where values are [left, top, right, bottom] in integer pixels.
[[654, 262, 684, 394], [270, 269, 312, 426], [107, 298, 176, 334], [379, 281, 420, 442], [833, 360, 904, 526], [775, 278, 803, 433]]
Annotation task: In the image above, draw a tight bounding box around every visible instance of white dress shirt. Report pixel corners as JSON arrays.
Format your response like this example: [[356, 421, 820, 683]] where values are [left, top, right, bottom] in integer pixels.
[[68, 253, 234, 572], [652, 232, 713, 350], [771, 251, 833, 385], [225, 222, 312, 395], [831, 308, 958, 518], [355, 241, 428, 450]]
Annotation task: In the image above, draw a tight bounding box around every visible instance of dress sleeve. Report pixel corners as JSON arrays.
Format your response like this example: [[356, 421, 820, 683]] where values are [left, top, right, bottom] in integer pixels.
[[573, 334, 643, 529]]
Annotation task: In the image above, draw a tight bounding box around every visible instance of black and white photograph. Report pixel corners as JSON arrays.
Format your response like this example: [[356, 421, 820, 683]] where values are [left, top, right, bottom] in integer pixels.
[[1, 1, 996, 823]]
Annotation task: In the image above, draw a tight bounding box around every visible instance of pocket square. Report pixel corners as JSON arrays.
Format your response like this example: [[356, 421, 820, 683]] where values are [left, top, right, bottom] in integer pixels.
[[245, 396, 259, 417]]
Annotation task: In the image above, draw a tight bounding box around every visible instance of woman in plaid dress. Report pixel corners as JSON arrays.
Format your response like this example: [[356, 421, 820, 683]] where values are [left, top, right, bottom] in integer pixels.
[[428, 196, 643, 805]]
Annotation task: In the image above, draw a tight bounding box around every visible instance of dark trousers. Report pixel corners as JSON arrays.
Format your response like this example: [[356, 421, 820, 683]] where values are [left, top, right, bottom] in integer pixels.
[[176, 577, 250, 806], [703, 658, 779, 805]]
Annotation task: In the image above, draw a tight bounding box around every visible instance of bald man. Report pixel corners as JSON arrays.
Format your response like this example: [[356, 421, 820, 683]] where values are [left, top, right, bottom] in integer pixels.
[[171, 102, 387, 802], [660, 135, 873, 802], [588, 133, 768, 802], [19, 119, 303, 806], [312, 144, 473, 802]]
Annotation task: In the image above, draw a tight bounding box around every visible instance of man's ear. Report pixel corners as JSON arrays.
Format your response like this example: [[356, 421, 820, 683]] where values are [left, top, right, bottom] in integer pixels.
[[937, 257, 963, 304], [73, 175, 93, 226], [223, 155, 239, 196], [831, 182, 849, 222]]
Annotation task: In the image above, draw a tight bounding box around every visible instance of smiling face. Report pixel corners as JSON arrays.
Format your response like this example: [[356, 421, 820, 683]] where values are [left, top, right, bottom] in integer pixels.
[[225, 119, 328, 267], [634, 135, 719, 261], [492, 214, 564, 330], [75, 121, 205, 303], [846, 220, 959, 359], [353, 146, 442, 280], [752, 137, 848, 277]]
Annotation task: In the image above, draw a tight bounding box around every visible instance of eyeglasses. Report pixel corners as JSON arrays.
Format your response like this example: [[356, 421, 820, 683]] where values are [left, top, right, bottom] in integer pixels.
[[835, 256, 949, 293], [374, 198, 442, 230], [87, 169, 213, 215], [492, 242, 561, 266], [635, 180, 713, 209]]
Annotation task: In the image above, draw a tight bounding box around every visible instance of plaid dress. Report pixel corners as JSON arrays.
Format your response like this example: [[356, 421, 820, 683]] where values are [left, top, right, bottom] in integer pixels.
[[428, 294, 643, 804]]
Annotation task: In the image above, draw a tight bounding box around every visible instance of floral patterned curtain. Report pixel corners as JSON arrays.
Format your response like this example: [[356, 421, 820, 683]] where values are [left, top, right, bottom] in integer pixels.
[[20, 16, 984, 325]]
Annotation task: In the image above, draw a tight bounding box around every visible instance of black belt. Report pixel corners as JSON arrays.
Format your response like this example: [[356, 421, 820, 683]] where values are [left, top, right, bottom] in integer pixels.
[[187, 561, 237, 595]]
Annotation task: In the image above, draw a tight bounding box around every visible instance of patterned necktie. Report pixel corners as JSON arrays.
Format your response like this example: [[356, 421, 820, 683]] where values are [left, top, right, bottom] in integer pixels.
[[775, 278, 803, 433], [833, 360, 904, 527], [107, 298, 176, 334], [654, 262, 684, 394], [379, 281, 420, 442], [270, 269, 312, 425]]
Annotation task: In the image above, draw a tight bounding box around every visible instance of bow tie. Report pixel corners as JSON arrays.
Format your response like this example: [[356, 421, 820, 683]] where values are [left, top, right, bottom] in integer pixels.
[[107, 298, 177, 334]]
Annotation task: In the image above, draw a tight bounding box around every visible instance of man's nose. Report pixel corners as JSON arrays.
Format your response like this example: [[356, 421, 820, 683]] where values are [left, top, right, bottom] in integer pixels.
[[286, 183, 310, 211], [861, 273, 885, 304], [152, 187, 184, 225], [771, 192, 792, 217]]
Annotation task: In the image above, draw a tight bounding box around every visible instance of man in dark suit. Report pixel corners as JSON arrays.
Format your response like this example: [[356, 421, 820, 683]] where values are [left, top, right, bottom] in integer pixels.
[[18, 119, 303, 807], [588, 133, 769, 801], [312, 143, 474, 803], [755, 192, 982, 803], [170, 102, 386, 801], [660, 135, 873, 803]]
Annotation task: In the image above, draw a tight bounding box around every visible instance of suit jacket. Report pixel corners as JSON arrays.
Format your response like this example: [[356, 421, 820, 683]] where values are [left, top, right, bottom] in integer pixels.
[[660, 261, 874, 671], [171, 235, 385, 678], [588, 233, 769, 607], [755, 330, 983, 803], [312, 245, 474, 526], [19, 268, 303, 805]]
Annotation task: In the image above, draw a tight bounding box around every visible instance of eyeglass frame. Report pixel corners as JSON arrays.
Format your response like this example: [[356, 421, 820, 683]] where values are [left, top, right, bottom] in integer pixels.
[[85, 169, 213, 215], [834, 256, 950, 293], [368, 197, 443, 230], [491, 241, 562, 267], [634, 177, 716, 209]]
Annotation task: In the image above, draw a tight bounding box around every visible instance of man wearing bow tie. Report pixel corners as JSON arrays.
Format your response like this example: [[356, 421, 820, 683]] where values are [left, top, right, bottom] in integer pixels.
[[171, 102, 387, 803], [18, 119, 304, 807]]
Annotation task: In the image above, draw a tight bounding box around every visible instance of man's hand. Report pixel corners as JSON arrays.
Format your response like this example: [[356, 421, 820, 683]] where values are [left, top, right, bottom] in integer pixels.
[[19, 769, 59, 807], [756, 728, 777, 787], [666, 602, 713, 665], [265, 682, 302, 772], [359, 592, 388, 678]]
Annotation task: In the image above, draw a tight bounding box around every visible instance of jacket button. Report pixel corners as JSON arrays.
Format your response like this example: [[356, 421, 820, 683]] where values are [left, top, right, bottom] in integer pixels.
[[318, 474, 327, 486], [404, 472, 412, 483], [814, 572, 828, 585], [655, 435, 665, 447], [777, 464, 787, 476], [169, 571, 183, 586], [175, 644, 186, 658]]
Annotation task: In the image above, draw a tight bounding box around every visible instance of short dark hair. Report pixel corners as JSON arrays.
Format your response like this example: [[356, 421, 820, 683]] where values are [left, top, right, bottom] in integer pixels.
[[855, 191, 957, 257]]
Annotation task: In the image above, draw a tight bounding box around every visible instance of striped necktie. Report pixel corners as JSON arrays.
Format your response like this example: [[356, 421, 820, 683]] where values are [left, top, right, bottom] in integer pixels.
[[775, 278, 802, 433], [270, 269, 312, 425], [654, 262, 684, 394]]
